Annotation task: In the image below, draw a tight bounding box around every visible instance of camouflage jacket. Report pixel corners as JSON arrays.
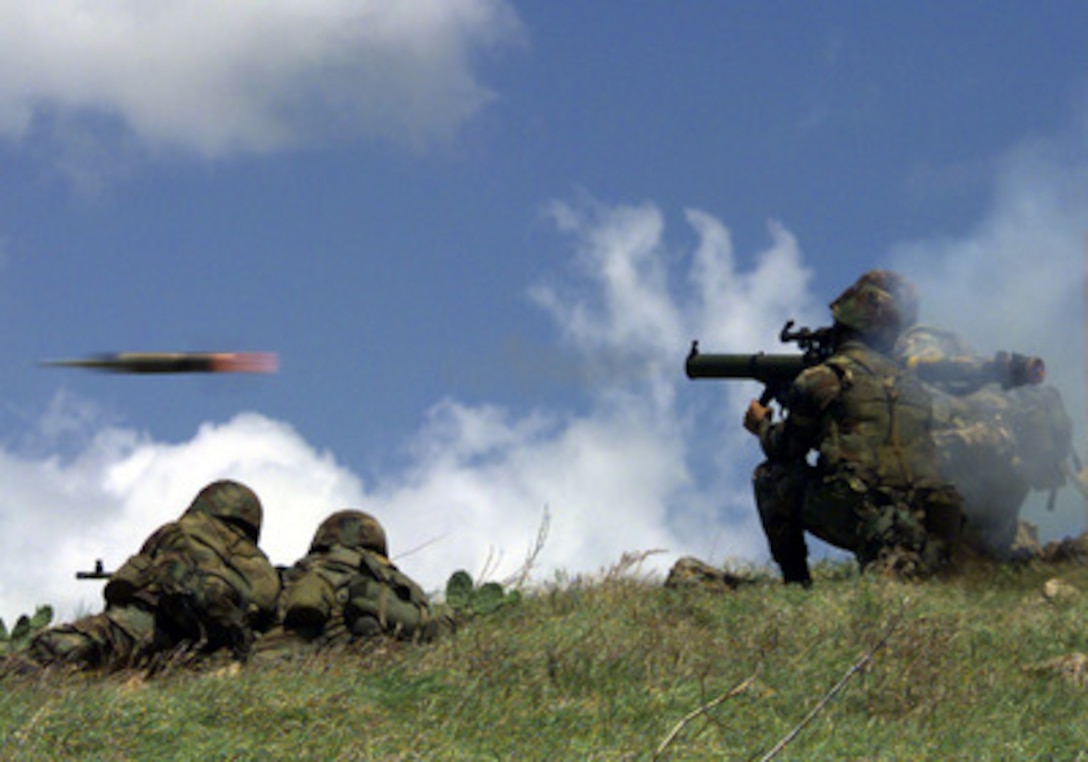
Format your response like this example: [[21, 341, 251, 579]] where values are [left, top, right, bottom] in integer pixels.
[[103, 511, 281, 644], [277, 546, 445, 645], [758, 339, 945, 490]]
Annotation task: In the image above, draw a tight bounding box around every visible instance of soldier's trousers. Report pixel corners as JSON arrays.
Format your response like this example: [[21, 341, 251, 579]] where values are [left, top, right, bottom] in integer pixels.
[[754, 460, 963, 579], [28, 605, 155, 671]]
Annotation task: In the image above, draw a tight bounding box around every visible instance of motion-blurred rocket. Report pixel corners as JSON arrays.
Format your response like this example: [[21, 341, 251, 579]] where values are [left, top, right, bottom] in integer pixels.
[[39, 352, 278, 374]]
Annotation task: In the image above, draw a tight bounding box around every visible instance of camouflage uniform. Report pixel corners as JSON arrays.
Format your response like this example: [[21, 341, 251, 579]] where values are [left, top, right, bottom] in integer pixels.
[[750, 271, 964, 584], [895, 324, 1073, 558], [28, 480, 281, 671], [255, 510, 453, 658]]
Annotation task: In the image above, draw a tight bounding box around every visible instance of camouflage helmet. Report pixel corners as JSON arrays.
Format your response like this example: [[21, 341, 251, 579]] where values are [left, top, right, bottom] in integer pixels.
[[830, 270, 919, 345], [309, 509, 388, 557], [186, 479, 263, 542], [893, 323, 975, 364]]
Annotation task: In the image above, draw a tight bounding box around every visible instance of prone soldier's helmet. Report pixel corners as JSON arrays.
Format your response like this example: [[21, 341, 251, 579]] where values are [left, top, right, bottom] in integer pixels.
[[830, 270, 920, 348], [309, 509, 388, 557], [186, 479, 263, 543]]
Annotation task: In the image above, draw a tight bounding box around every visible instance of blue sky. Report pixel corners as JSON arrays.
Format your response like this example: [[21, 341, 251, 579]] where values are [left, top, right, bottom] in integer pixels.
[[2, 1, 1088, 621]]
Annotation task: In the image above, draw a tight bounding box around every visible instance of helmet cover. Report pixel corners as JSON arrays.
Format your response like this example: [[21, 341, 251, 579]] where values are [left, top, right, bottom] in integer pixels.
[[830, 270, 919, 340], [310, 509, 388, 557], [186, 479, 263, 542]]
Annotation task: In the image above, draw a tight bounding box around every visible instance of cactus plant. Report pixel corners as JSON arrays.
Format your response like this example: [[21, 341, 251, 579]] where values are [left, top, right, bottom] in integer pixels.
[[0, 605, 53, 654], [444, 571, 520, 616]]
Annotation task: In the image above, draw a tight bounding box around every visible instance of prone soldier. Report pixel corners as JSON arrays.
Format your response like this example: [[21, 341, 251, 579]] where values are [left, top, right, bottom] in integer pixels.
[[254, 510, 454, 659], [23, 479, 281, 672]]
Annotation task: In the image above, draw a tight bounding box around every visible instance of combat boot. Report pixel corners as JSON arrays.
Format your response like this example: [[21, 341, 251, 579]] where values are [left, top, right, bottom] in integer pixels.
[[779, 559, 813, 588], [0, 652, 45, 681]]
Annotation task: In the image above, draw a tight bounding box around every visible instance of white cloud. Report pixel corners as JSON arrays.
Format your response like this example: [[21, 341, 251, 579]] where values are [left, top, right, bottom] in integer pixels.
[[535, 200, 684, 357], [0, 0, 523, 157]]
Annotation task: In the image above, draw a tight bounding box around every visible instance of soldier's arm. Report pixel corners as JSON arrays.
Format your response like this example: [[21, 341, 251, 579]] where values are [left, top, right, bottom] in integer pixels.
[[103, 521, 183, 606], [136, 521, 179, 556], [758, 363, 842, 461], [234, 552, 283, 628]]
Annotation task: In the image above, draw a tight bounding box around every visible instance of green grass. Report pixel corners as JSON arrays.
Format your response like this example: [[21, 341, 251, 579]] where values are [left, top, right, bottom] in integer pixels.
[[3, 558, 1088, 760]]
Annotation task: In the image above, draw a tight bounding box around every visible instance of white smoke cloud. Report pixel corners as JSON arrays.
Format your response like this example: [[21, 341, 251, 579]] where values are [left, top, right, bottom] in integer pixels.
[[891, 129, 1088, 538], [892, 138, 1088, 359], [0, 0, 523, 157]]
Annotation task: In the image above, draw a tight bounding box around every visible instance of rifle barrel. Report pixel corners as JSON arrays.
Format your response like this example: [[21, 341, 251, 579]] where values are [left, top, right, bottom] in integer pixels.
[[75, 559, 113, 580]]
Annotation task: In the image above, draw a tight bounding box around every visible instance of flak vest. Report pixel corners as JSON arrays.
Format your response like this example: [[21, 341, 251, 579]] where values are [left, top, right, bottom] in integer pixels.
[[818, 343, 943, 491]]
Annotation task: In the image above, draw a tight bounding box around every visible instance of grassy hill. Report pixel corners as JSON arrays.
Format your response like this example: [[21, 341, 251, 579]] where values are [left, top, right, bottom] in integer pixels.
[[2, 556, 1088, 760]]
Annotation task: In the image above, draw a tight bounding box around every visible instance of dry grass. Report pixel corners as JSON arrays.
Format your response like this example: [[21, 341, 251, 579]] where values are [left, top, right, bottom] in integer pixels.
[[3, 556, 1088, 760]]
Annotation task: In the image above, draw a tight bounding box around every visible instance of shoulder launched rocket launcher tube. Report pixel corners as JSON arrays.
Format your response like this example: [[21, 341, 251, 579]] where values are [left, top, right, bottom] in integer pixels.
[[905, 352, 1044, 390], [41, 352, 278, 374], [685, 342, 806, 382]]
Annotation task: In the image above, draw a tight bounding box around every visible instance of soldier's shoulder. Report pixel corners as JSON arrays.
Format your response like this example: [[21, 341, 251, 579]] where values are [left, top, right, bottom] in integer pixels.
[[792, 361, 847, 407], [139, 519, 186, 551]]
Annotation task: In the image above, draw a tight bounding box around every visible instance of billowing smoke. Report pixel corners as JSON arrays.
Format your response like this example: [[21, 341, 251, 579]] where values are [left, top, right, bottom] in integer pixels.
[[891, 132, 1088, 543]]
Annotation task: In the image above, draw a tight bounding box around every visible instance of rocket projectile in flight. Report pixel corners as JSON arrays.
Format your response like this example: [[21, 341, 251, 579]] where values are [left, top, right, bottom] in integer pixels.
[[39, 352, 279, 374]]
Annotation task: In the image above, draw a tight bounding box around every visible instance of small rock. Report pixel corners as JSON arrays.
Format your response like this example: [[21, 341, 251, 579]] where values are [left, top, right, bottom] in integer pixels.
[[664, 557, 749, 593], [1042, 577, 1077, 602], [1039, 532, 1088, 564]]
